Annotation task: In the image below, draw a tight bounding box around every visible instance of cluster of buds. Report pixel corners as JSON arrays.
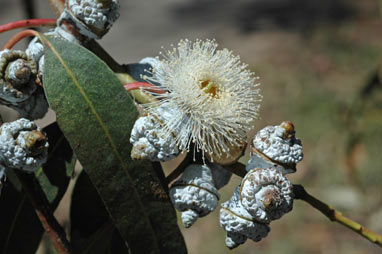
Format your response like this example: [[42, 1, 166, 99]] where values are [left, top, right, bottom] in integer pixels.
[[219, 121, 303, 249], [127, 43, 304, 249]]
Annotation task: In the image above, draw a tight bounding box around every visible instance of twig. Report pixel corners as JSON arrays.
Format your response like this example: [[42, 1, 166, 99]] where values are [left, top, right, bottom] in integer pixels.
[[293, 184, 382, 247], [0, 19, 56, 34], [224, 161, 382, 247], [1, 29, 40, 50], [14, 171, 72, 254]]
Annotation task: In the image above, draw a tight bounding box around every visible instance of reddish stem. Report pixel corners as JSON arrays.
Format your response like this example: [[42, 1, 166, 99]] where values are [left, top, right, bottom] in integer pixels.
[[15, 171, 72, 254], [2, 29, 40, 50], [0, 19, 56, 34], [124, 82, 166, 94]]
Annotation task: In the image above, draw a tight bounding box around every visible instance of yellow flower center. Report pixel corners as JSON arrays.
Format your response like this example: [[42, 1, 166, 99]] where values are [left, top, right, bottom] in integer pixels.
[[200, 80, 219, 98]]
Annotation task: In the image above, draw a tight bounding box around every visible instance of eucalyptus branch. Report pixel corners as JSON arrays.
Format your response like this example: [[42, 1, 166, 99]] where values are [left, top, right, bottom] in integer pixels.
[[0, 19, 56, 34], [225, 162, 382, 248], [293, 184, 382, 247], [14, 171, 72, 254]]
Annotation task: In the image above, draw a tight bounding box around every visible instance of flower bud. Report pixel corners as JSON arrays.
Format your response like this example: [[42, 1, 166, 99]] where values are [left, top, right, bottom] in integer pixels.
[[240, 167, 294, 223], [130, 107, 180, 162], [169, 164, 220, 228], [60, 0, 120, 39], [220, 187, 270, 249], [251, 121, 303, 174], [0, 119, 48, 172], [0, 50, 39, 105]]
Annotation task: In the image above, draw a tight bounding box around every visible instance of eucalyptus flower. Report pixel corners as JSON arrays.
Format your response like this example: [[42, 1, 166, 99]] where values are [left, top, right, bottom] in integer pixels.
[[144, 39, 262, 162]]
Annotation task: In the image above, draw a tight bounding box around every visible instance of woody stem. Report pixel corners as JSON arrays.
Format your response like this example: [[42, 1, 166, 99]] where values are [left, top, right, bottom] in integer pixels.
[[0, 19, 56, 34], [15, 171, 72, 254]]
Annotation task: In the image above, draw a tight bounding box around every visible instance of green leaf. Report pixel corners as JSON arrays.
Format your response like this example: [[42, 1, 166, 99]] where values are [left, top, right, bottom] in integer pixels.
[[42, 35, 186, 254], [70, 170, 129, 254], [0, 122, 75, 254], [38, 122, 76, 207]]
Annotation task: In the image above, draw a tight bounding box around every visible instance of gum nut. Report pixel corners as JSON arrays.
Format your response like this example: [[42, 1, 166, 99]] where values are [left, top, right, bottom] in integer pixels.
[[169, 164, 220, 227], [220, 187, 270, 249], [240, 167, 294, 223]]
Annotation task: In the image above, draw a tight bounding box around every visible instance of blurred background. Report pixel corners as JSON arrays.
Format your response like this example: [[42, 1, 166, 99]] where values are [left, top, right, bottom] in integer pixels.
[[0, 0, 381, 253]]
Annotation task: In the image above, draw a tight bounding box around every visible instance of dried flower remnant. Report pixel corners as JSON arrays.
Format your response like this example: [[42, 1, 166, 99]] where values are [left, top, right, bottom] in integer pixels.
[[0, 118, 48, 172], [169, 164, 220, 228], [0, 49, 39, 105], [250, 121, 303, 174], [144, 39, 262, 163]]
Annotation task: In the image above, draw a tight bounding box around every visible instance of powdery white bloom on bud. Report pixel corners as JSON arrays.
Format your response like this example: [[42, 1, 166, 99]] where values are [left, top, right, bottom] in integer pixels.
[[63, 0, 120, 39], [220, 186, 270, 249], [251, 121, 303, 173], [0, 50, 39, 105], [143, 39, 262, 162], [0, 119, 48, 172], [130, 107, 179, 162], [0, 49, 48, 120], [25, 37, 44, 65], [169, 164, 220, 228], [240, 167, 294, 223]]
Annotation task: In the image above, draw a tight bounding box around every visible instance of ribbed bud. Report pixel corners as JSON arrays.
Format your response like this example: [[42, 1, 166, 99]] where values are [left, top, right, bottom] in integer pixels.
[[130, 107, 180, 162], [0, 50, 39, 105], [220, 187, 270, 249], [62, 0, 120, 39], [240, 167, 293, 223], [169, 164, 220, 228], [0, 119, 48, 172], [251, 121, 303, 173]]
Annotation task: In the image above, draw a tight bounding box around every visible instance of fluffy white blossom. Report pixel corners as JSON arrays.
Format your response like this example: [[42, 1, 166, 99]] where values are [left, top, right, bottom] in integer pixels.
[[143, 39, 261, 161]]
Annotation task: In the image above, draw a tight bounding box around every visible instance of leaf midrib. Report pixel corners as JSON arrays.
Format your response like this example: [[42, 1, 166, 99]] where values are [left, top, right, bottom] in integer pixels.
[[41, 34, 160, 252]]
